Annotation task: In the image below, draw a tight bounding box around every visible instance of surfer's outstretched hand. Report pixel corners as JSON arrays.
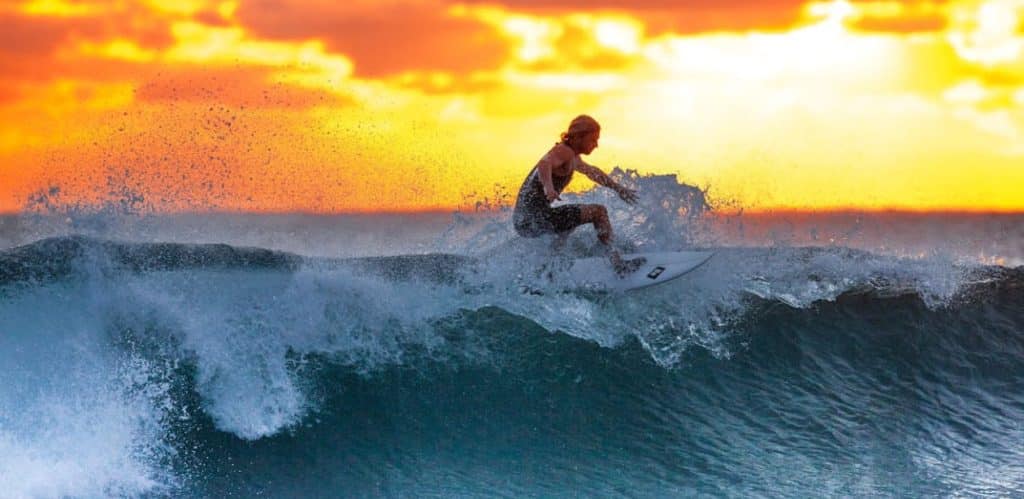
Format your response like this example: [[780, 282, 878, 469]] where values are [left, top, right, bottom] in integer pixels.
[[616, 185, 639, 205]]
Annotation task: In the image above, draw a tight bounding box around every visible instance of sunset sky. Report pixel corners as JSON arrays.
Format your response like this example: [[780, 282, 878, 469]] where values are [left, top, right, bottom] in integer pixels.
[[1, 0, 1022, 213]]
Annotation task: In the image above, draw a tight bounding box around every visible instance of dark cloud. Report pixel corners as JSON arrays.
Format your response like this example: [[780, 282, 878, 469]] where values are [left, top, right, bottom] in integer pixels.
[[234, 1, 512, 77], [0, 8, 173, 50], [0, 48, 156, 84], [0, 9, 172, 81], [0, 14, 73, 55]]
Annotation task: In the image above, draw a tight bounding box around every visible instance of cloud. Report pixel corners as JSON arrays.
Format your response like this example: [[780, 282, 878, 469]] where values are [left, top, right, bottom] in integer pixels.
[[0, 81, 23, 105], [520, 20, 640, 70], [0, 8, 173, 82], [452, 0, 960, 35], [0, 13, 73, 55], [848, 13, 946, 33], [233, 1, 512, 77], [7, 5, 174, 49], [389, 71, 504, 95], [452, 0, 812, 33], [843, 0, 949, 33]]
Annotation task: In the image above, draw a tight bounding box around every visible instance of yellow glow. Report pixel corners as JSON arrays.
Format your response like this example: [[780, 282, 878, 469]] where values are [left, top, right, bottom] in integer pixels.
[[807, 0, 857, 22], [143, 0, 210, 16], [167, 22, 244, 61], [504, 71, 625, 91], [38, 80, 134, 111], [463, 8, 647, 63], [954, 108, 1021, 141], [78, 39, 158, 62], [19, 0, 102, 16], [2, 0, 1024, 213], [944, 80, 988, 104], [949, 0, 1024, 65], [643, 24, 895, 87], [848, 1, 907, 17], [167, 22, 353, 81], [217, 1, 238, 19], [395, 71, 456, 89], [590, 17, 643, 54], [0, 79, 134, 154], [825, 0, 948, 21], [502, 17, 561, 62]]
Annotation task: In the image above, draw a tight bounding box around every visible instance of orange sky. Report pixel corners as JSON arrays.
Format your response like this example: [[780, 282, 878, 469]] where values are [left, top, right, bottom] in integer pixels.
[[1, 0, 1022, 213]]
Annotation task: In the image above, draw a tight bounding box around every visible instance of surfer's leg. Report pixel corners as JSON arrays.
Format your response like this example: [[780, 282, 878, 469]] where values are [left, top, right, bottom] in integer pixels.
[[578, 204, 646, 276], [549, 205, 585, 233], [547, 204, 585, 251], [513, 206, 554, 238], [553, 204, 642, 276], [578, 204, 612, 244]]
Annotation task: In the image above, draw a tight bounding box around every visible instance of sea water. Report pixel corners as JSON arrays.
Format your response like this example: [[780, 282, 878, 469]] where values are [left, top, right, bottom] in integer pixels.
[[1, 174, 1022, 498]]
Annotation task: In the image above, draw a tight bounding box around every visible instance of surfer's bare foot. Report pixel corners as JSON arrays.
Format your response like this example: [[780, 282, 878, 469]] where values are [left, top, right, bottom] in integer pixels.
[[611, 253, 646, 277]]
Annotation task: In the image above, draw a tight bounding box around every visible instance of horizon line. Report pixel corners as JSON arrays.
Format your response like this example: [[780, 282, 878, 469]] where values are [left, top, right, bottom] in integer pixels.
[[3, 207, 1024, 217]]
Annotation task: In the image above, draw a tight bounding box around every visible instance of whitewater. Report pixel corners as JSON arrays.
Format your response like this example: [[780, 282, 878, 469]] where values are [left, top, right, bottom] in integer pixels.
[[1, 172, 1022, 497]]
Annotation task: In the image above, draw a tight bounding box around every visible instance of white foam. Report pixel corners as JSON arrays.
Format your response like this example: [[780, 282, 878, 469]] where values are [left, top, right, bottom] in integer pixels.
[[431, 171, 982, 365], [121, 264, 468, 440], [0, 282, 176, 498]]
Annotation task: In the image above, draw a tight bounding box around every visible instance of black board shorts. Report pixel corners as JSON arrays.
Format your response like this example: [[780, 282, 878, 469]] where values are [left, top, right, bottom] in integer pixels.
[[513, 204, 584, 237]]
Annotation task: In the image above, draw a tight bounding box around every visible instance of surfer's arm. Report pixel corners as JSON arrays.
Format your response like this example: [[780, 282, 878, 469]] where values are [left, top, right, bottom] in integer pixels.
[[537, 145, 573, 202], [576, 161, 639, 205], [537, 161, 558, 202]]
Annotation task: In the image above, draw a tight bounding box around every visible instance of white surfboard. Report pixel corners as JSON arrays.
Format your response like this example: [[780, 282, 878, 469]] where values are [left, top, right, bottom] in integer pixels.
[[556, 251, 714, 292]]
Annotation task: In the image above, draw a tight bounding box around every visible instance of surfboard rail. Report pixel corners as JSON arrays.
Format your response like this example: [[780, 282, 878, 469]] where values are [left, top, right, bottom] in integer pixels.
[[562, 250, 715, 292]]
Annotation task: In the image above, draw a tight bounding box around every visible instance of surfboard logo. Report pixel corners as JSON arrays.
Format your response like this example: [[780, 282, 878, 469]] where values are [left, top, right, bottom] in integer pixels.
[[647, 266, 665, 279]]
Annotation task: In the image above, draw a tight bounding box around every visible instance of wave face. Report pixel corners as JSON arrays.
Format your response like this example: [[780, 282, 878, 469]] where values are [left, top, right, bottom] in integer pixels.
[[1, 231, 1022, 498], [2, 171, 1023, 497]]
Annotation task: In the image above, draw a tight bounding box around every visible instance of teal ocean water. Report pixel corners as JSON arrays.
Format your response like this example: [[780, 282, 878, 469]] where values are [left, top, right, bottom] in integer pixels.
[[1, 175, 1022, 497]]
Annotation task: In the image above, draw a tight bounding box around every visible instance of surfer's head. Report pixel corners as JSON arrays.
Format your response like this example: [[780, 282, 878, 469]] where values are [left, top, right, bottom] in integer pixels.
[[561, 115, 601, 155]]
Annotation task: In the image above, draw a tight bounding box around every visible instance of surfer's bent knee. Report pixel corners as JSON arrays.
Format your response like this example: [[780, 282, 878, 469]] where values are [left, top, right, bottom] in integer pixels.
[[579, 204, 608, 223]]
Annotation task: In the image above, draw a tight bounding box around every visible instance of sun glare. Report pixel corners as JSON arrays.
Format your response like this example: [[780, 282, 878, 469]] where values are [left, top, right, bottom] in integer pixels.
[[590, 17, 643, 54], [949, 0, 1024, 65], [807, 0, 857, 24], [500, 17, 561, 63]]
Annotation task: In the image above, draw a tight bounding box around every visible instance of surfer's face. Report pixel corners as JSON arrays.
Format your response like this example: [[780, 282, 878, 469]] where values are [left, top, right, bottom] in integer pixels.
[[581, 130, 600, 155]]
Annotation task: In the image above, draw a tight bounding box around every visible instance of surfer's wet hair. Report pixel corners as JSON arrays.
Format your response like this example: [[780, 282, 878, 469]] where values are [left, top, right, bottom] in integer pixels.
[[560, 115, 600, 151]]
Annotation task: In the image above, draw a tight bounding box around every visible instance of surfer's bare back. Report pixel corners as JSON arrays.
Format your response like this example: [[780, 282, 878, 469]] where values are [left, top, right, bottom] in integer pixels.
[[511, 114, 644, 275]]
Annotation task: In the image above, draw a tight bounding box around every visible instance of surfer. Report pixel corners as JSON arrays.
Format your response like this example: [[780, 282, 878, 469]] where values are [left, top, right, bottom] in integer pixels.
[[513, 114, 645, 275]]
